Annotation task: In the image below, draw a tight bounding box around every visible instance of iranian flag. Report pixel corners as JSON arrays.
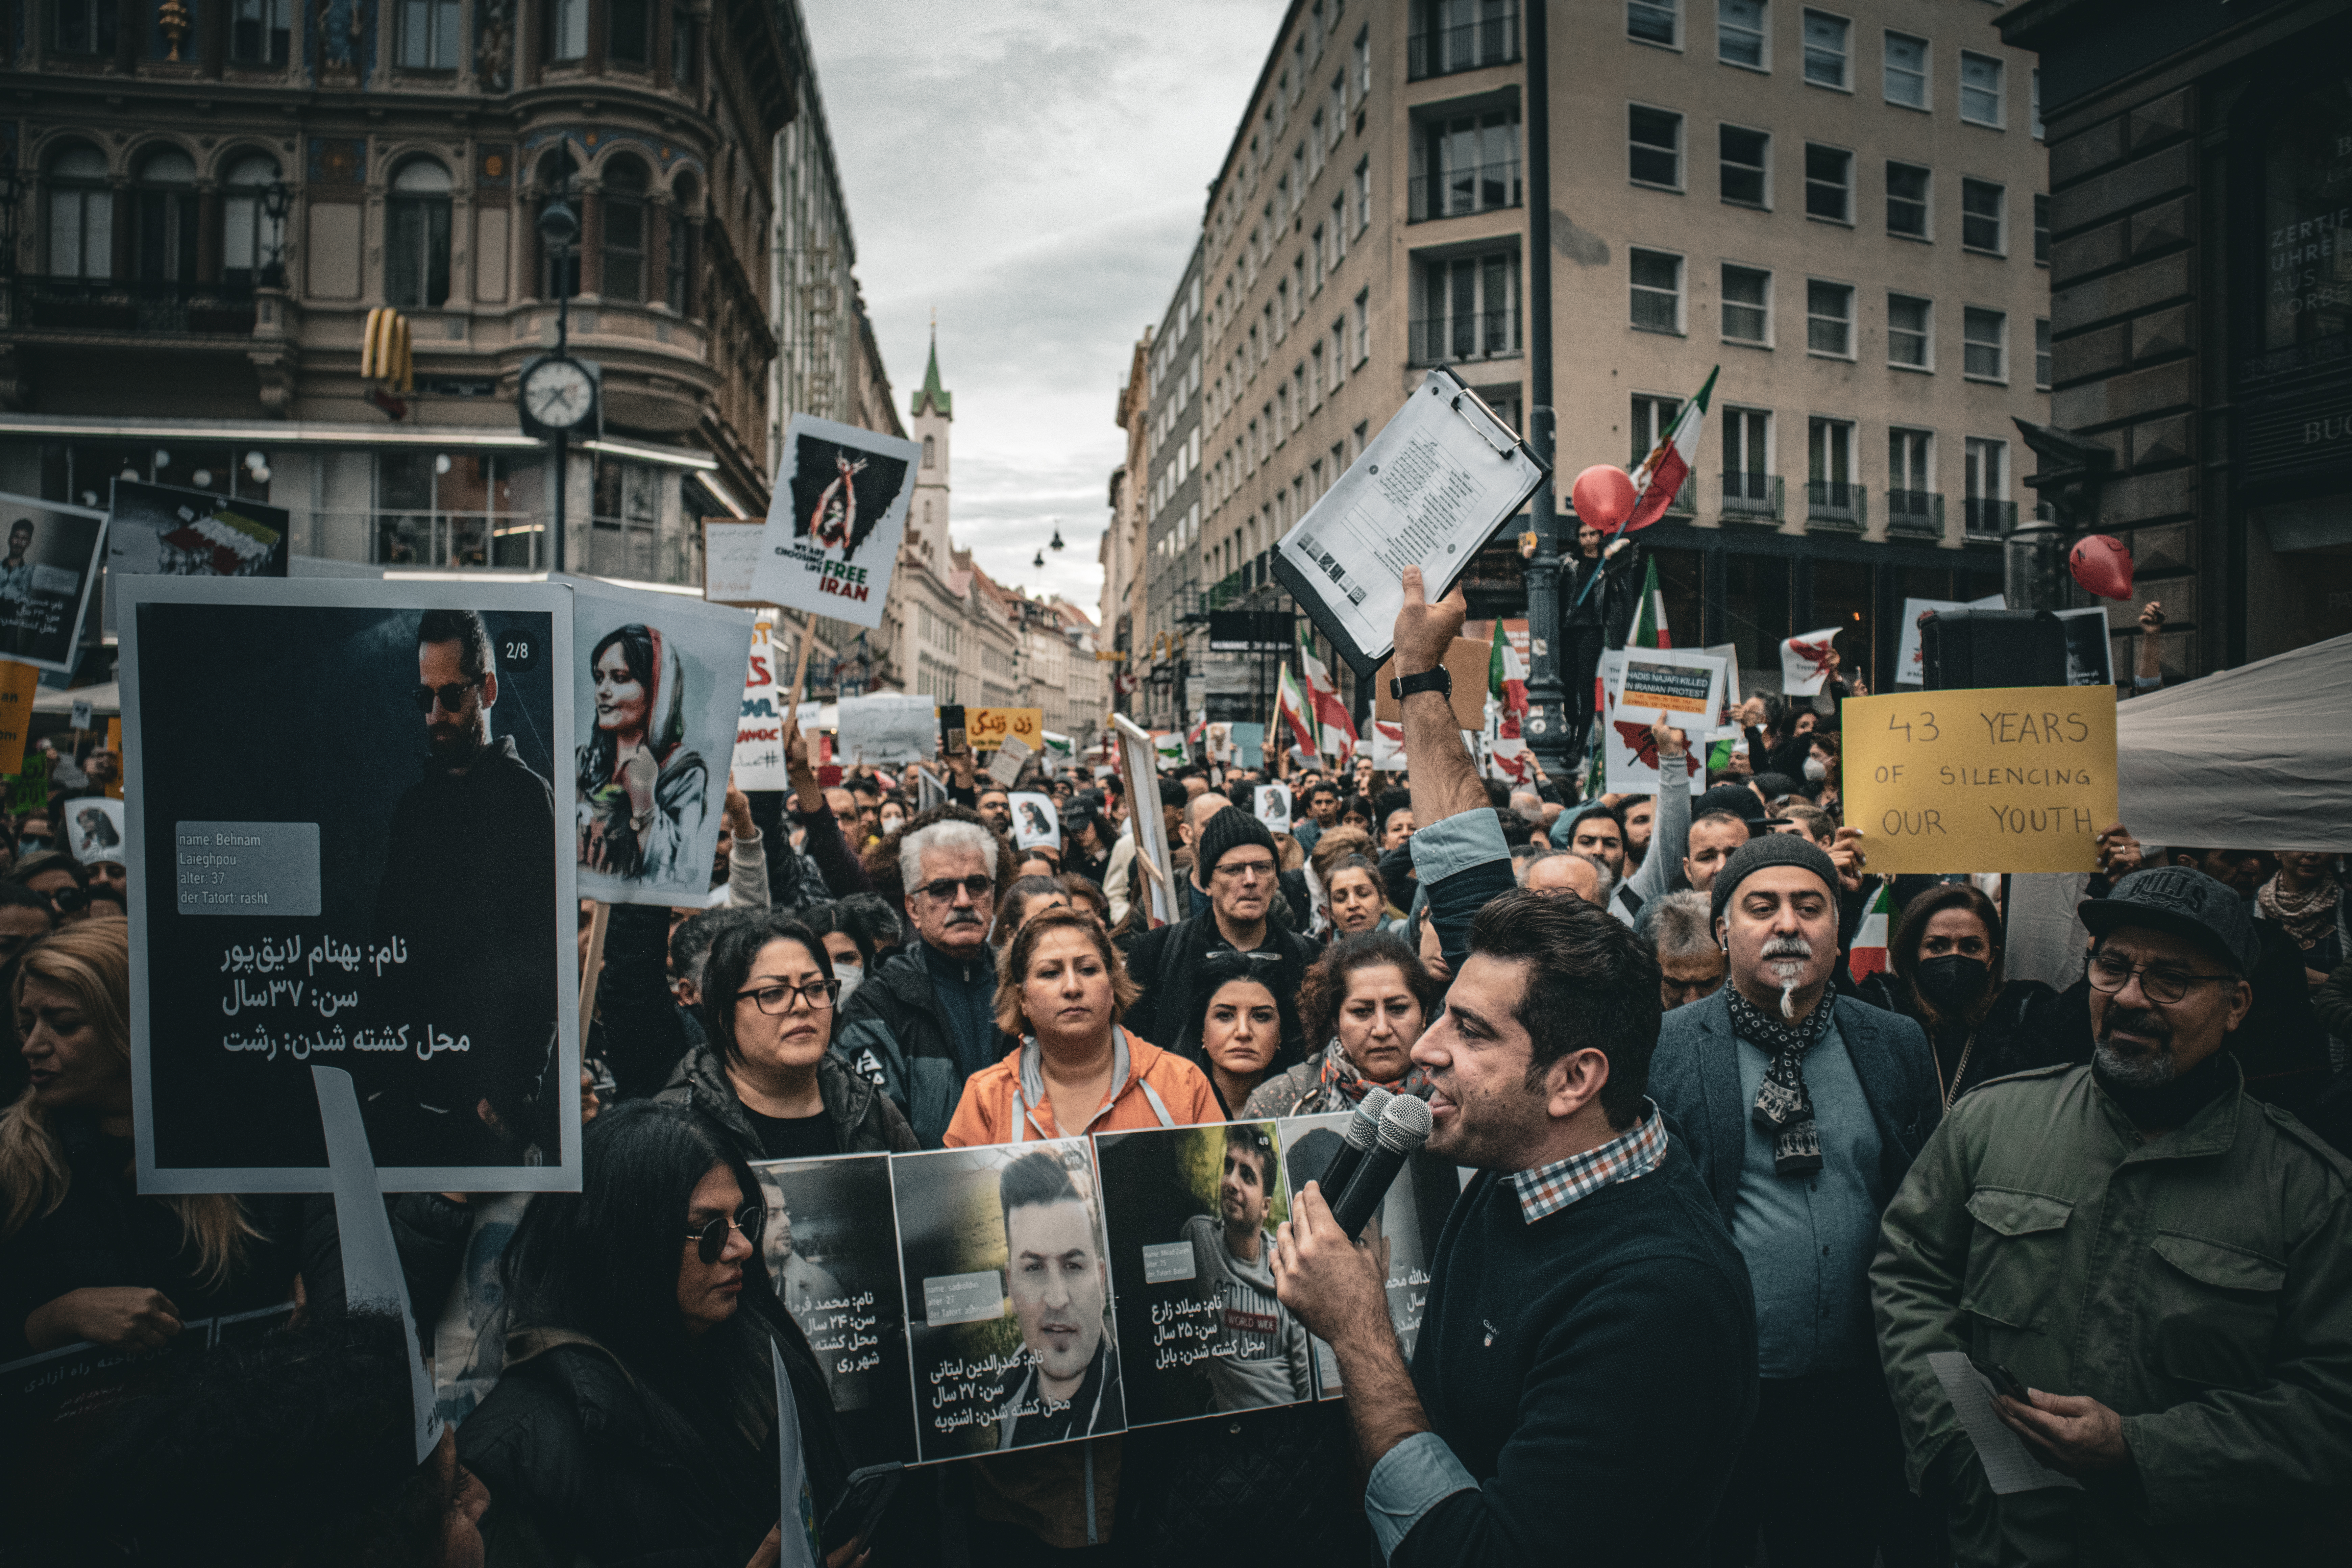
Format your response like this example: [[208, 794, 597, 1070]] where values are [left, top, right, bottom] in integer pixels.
[[1297, 625, 1359, 758], [1627, 557, 1673, 649], [1274, 661, 1319, 757], [1487, 619, 1528, 717], [1849, 882, 1894, 983], [1625, 366, 1719, 531]]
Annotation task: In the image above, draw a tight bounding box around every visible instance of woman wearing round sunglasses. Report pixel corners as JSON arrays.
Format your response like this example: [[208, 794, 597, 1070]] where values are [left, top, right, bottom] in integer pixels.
[[656, 914, 916, 1165], [462, 1102, 872, 1567]]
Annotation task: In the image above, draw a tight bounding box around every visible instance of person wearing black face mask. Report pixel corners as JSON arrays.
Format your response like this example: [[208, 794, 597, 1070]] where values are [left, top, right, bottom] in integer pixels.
[[1854, 883, 2074, 1104]]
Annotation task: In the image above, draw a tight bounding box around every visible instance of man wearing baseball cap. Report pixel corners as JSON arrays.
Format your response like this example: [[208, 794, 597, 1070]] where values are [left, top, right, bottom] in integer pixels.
[[1648, 833, 1942, 1566], [1874, 865, 2352, 1566]]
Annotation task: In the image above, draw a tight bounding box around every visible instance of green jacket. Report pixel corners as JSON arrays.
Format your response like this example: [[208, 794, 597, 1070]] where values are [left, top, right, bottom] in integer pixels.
[[1871, 1060, 2352, 1566]]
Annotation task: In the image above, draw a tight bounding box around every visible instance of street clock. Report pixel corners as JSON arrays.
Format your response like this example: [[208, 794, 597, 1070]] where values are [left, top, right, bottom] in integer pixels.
[[517, 353, 600, 440]]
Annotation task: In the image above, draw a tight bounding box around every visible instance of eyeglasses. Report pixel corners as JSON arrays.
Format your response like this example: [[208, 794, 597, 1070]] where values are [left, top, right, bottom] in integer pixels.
[[736, 979, 840, 1014], [40, 885, 85, 913], [1211, 858, 1276, 882], [2085, 950, 2236, 1007], [410, 679, 483, 714], [684, 1203, 765, 1265], [916, 874, 995, 904]]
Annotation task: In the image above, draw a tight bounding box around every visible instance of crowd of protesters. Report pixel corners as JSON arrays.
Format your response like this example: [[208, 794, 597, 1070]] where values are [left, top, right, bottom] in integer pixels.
[[4, 579, 2350, 1568]]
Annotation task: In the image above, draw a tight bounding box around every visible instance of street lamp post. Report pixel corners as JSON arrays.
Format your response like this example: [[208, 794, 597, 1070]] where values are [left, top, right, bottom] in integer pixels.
[[259, 179, 293, 289], [1519, 0, 1569, 780]]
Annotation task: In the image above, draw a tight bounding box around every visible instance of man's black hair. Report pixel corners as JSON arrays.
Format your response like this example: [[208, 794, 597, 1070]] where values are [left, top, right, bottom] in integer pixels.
[[1494, 807, 1535, 849], [669, 904, 764, 989], [85, 1309, 456, 1568], [848, 777, 880, 801], [1305, 780, 1337, 802], [1158, 779, 1188, 810], [792, 899, 876, 971], [1374, 786, 1413, 832], [1001, 1148, 1082, 1221], [1223, 1119, 1277, 1182], [416, 608, 494, 684], [1468, 887, 1664, 1128], [1483, 778, 1511, 809], [836, 889, 907, 953]]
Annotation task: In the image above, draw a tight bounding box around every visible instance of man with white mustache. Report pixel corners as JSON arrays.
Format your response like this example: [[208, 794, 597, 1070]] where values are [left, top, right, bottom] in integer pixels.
[[1647, 834, 1942, 1567]]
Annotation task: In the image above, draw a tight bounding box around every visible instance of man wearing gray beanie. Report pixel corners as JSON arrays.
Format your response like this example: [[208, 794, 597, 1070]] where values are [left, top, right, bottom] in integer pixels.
[[1648, 833, 1941, 1566], [1124, 805, 1319, 1063]]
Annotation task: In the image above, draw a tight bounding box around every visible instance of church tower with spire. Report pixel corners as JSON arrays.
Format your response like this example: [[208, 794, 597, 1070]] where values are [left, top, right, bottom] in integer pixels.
[[908, 319, 952, 565]]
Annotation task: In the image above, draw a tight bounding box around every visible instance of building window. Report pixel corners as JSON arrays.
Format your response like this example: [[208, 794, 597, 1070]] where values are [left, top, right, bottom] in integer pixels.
[[2033, 193, 2049, 263], [1354, 25, 1371, 96], [2031, 68, 2043, 139], [1801, 9, 1848, 89], [221, 155, 282, 286], [1310, 224, 1325, 290], [1415, 250, 1520, 363], [672, 6, 699, 83], [1883, 30, 1926, 107], [547, 0, 588, 60], [2035, 317, 2051, 390], [1808, 417, 1856, 516], [602, 158, 648, 301], [1963, 306, 2007, 381], [608, 0, 650, 63], [1804, 144, 1852, 222], [228, 0, 291, 64], [1722, 408, 1771, 510], [133, 148, 199, 284], [1887, 161, 1929, 238], [1630, 394, 1682, 466], [52, 0, 119, 52], [396, 0, 460, 67], [665, 182, 696, 311], [1628, 105, 1683, 190], [1418, 107, 1522, 220], [1721, 263, 1770, 345], [1889, 427, 1933, 523], [1720, 125, 1768, 206], [1330, 195, 1347, 264], [387, 157, 454, 310], [1718, 0, 1765, 68], [1628, 0, 1679, 47], [1352, 288, 1369, 363], [1960, 51, 2004, 126], [1805, 279, 1852, 357], [1961, 178, 2004, 252], [1353, 158, 1371, 232], [1630, 248, 1683, 333], [1964, 437, 2008, 534], [44, 145, 112, 280], [1888, 293, 1931, 369], [1409, 0, 1521, 80], [1329, 321, 1346, 389]]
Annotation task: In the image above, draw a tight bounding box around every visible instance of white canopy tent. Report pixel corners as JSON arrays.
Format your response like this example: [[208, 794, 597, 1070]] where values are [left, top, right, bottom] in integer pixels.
[[2116, 631, 2352, 852]]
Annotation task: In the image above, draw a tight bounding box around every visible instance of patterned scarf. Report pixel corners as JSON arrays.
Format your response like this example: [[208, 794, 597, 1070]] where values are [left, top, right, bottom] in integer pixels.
[[1726, 985, 1837, 1177], [2257, 869, 2341, 951], [1315, 1037, 1428, 1104]]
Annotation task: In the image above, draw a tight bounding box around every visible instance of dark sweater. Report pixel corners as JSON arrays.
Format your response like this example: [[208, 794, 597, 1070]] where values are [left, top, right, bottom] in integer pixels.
[[1395, 1142, 1758, 1568]]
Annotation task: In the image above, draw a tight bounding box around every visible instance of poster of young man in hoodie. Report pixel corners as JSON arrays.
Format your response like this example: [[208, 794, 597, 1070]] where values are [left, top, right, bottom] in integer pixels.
[[0, 494, 108, 672], [564, 579, 756, 906], [749, 414, 918, 631]]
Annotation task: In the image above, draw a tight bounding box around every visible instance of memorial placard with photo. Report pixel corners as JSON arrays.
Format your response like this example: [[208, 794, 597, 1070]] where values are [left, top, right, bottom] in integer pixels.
[[1094, 1120, 1309, 1427], [1277, 1114, 1457, 1396], [889, 1140, 1125, 1461], [104, 478, 291, 635], [750, 415, 917, 631], [1010, 791, 1059, 851], [0, 493, 108, 673], [67, 795, 123, 865], [120, 578, 578, 1193]]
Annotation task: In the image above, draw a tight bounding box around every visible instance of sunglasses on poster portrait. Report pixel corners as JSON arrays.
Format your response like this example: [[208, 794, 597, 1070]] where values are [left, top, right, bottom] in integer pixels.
[[685, 1202, 766, 1265], [410, 679, 484, 714]]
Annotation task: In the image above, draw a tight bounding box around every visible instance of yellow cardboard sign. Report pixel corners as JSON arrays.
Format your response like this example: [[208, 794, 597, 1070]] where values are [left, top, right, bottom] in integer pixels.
[[1843, 687, 2117, 874], [0, 662, 39, 775], [966, 707, 1043, 750], [105, 717, 123, 800]]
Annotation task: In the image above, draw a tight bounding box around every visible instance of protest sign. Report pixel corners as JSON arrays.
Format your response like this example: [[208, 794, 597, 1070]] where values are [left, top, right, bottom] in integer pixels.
[[984, 732, 1032, 788], [1041, 731, 1074, 761], [837, 693, 937, 765], [1614, 646, 1727, 729], [701, 519, 768, 607], [1253, 783, 1292, 833], [8, 745, 45, 814], [1094, 1121, 1307, 1427], [732, 617, 790, 791], [1152, 731, 1186, 771], [1843, 687, 2118, 874], [0, 494, 107, 673], [1780, 627, 1844, 697], [104, 479, 290, 635], [66, 796, 122, 865], [966, 707, 1044, 752], [2057, 607, 2115, 686], [1896, 594, 2005, 686], [0, 660, 37, 774], [750, 415, 918, 630], [1366, 718, 1406, 771], [1114, 716, 1179, 927], [105, 716, 124, 799], [69, 698, 91, 732], [564, 579, 757, 908], [889, 1139, 1127, 1461], [119, 577, 578, 1193], [1599, 652, 1707, 797], [1010, 791, 1060, 849]]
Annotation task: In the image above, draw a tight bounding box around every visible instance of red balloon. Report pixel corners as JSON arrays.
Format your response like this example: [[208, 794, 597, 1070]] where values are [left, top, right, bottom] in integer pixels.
[[2069, 533, 2134, 600], [1570, 464, 1637, 532]]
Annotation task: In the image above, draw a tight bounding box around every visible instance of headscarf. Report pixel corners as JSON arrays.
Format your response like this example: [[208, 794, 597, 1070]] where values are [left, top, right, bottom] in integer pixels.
[[2257, 866, 2342, 951]]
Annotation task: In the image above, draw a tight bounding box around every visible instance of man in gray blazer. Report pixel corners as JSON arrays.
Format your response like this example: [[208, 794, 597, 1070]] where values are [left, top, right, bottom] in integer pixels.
[[1648, 834, 1941, 1568]]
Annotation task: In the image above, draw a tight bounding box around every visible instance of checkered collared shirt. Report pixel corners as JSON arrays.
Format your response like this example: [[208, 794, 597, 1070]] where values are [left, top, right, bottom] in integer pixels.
[[1510, 1099, 1669, 1223]]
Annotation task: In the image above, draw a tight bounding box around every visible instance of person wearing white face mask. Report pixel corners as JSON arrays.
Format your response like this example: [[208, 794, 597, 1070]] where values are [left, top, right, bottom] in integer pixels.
[[795, 900, 872, 1008]]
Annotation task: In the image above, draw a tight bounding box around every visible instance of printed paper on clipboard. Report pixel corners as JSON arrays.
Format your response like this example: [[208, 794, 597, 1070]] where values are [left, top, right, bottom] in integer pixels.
[[1272, 368, 1547, 680]]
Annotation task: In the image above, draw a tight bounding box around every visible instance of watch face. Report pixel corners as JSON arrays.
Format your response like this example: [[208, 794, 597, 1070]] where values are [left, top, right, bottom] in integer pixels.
[[523, 359, 593, 429]]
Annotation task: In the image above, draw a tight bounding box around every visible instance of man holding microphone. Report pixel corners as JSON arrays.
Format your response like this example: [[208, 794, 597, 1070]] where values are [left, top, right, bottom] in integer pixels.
[[1272, 568, 1758, 1565]]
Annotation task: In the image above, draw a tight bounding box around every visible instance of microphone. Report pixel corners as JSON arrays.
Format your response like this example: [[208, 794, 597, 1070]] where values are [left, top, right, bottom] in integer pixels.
[[1331, 1094, 1432, 1241], [1315, 1086, 1393, 1201]]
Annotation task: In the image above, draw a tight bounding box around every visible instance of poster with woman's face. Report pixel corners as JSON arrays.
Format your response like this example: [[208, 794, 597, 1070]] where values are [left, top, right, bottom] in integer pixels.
[[563, 579, 758, 907]]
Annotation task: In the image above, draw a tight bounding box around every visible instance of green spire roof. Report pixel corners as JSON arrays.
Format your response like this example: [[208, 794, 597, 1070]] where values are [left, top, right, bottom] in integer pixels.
[[911, 327, 952, 419]]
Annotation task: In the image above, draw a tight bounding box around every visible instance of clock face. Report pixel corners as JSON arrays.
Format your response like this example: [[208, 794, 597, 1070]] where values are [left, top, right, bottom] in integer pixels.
[[523, 358, 594, 429]]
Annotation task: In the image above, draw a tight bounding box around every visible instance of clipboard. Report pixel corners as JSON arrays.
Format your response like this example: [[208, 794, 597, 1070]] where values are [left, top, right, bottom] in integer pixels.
[[1272, 366, 1549, 681]]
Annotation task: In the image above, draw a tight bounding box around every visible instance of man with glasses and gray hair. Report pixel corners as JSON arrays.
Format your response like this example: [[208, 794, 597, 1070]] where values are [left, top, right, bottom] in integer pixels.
[[832, 807, 1012, 1146], [1874, 865, 2352, 1565], [1124, 806, 1319, 1060]]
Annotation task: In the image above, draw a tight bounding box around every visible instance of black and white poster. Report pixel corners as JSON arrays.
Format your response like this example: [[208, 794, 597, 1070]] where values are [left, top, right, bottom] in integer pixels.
[[104, 478, 291, 635], [1095, 1120, 1310, 1427], [2057, 607, 2116, 687], [1277, 1114, 1457, 1396], [0, 493, 108, 673], [752, 1152, 920, 1465], [67, 795, 123, 866], [889, 1140, 1125, 1461], [750, 414, 917, 631], [564, 578, 757, 907], [120, 578, 578, 1194]]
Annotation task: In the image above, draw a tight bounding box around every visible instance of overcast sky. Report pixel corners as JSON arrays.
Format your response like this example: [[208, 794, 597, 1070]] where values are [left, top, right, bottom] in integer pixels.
[[801, 0, 1285, 621]]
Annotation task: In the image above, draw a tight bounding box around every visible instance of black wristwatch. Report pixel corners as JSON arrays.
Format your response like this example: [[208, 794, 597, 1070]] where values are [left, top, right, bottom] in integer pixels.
[[1390, 667, 1452, 702]]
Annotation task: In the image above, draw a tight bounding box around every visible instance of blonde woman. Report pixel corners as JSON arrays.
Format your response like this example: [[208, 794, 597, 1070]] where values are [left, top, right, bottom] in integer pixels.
[[0, 923, 301, 1360]]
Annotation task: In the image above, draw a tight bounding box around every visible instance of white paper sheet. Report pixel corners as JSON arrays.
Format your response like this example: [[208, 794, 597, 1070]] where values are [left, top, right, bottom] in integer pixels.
[[1926, 1351, 2082, 1495], [835, 693, 936, 765]]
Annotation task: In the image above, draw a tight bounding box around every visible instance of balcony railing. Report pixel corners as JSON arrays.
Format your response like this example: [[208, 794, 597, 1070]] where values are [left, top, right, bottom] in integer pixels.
[[1886, 490, 1945, 534], [1963, 497, 2016, 537], [1409, 309, 1520, 366], [1406, 8, 1521, 79], [1408, 161, 1523, 222], [1806, 479, 1866, 528], [1721, 471, 1783, 521], [6, 275, 259, 336]]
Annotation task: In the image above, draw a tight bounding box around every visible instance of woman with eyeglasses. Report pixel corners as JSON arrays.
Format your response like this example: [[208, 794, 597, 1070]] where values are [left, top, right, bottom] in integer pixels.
[[461, 1101, 871, 1568], [1849, 882, 2073, 1106], [655, 913, 915, 1165], [12, 850, 91, 926]]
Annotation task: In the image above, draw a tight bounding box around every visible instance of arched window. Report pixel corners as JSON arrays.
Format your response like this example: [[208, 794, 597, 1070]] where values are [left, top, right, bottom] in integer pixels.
[[45, 145, 111, 280], [665, 174, 696, 313], [601, 158, 648, 301], [540, 149, 581, 299], [133, 147, 198, 284], [923, 435, 935, 468], [386, 158, 452, 309], [221, 155, 280, 287]]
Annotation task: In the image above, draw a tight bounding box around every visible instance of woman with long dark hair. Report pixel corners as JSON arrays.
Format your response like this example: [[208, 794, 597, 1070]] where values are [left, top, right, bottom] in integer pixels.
[[1853, 881, 2072, 1104], [1175, 950, 1301, 1117], [1244, 930, 1441, 1117], [460, 1101, 862, 1567], [577, 622, 708, 883]]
